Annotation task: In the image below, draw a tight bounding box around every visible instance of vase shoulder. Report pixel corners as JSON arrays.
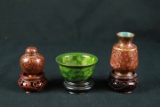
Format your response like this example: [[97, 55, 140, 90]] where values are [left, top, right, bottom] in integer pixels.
[[113, 43, 137, 51]]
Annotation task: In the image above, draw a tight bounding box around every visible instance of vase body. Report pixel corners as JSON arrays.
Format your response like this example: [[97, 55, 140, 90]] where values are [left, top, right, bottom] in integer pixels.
[[108, 32, 138, 93], [110, 33, 138, 76]]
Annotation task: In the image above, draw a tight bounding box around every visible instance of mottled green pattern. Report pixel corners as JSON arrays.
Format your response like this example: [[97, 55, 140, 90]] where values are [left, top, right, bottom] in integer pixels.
[[59, 65, 95, 81], [56, 52, 98, 82], [56, 53, 98, 67]]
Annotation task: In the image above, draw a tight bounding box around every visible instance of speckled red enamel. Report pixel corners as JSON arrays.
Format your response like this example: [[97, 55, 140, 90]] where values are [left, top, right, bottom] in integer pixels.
[[20, 47, 44, 75], [110, 35, 138, 76]]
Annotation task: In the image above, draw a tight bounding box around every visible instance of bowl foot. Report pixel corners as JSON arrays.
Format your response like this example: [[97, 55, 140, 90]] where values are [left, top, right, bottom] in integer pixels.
[[108, 71, 138, 93], [64, 78, 94, 94]]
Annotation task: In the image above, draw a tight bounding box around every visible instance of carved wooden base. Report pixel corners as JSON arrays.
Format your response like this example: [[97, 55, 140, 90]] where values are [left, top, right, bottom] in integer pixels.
[[18, 72, 47, 93], [64, 78, 94, 94], [108, 71, 138, 93]]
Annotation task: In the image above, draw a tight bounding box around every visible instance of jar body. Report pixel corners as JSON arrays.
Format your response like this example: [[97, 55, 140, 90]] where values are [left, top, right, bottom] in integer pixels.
[[20, 53, 44, 75]]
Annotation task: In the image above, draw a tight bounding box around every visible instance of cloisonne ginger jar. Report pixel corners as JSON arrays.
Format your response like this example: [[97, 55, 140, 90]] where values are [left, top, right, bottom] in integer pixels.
[[18, 47, 47, 93]]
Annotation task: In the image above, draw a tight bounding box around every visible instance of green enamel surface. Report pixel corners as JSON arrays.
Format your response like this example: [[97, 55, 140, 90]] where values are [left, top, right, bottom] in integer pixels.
[[56, 52, 98, 67], [59, 65, 95, 81], [56, 52, 98, 81]]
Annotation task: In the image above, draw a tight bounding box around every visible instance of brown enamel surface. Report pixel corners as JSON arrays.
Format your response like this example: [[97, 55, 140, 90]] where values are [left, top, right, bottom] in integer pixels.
[[20, 47, 44, 75], [110, 35, 138, 76]]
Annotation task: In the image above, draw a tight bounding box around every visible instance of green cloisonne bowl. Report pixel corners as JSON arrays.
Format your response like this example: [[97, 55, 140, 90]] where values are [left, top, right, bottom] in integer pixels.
[[56, 52, 98, 82]]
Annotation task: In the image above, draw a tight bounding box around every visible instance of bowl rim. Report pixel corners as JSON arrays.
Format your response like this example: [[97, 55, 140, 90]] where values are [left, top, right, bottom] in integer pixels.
[[55, 52, 98, 67]]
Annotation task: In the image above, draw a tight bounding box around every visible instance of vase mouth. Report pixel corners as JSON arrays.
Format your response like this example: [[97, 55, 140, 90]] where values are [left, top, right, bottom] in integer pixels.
[[117, 32, 134, 38], [56, 52, 98, 67]]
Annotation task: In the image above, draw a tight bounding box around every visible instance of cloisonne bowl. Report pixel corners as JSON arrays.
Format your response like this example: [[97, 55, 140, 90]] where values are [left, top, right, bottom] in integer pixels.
[[56, 52, 98, 82]]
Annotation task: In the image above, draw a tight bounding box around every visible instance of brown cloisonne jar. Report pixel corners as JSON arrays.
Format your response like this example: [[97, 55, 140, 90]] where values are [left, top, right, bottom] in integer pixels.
[[108, 32, 138, 93], [18, 46, 47, 93], [20, 47, 44, 75]]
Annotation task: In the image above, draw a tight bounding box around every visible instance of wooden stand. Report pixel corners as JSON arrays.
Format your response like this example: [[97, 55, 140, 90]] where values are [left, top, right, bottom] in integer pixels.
[[64, 78, 94, 94], [108, 71, 138, 93], [18, 72, 47, 93]]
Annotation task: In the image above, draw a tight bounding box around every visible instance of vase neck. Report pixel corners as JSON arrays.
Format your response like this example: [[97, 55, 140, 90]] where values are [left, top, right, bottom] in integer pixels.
[[116, 32, 134, 45], [118, 37, 133, 44]]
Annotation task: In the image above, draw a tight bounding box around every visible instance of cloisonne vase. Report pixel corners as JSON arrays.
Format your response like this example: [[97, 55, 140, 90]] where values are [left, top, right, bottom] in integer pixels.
[[56, 52, 98, 94], [108, 32, 138, 93]]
